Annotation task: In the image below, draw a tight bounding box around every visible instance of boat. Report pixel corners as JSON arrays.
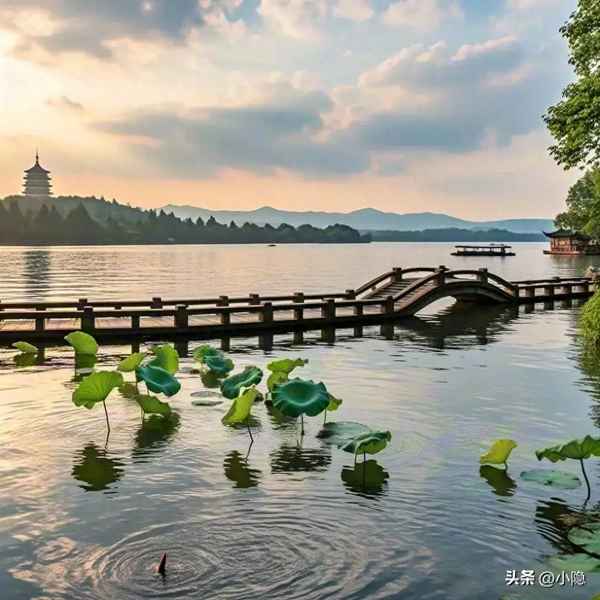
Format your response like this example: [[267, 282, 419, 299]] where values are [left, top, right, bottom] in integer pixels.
[[451, 244, 515, 257]]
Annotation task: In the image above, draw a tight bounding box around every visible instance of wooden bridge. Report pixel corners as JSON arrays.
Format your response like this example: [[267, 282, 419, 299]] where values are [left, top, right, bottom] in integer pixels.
[[0, 266, 594, 344]]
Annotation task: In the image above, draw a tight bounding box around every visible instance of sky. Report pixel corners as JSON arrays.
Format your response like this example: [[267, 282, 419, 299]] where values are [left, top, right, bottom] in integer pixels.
[[0, 0, 581, 219]]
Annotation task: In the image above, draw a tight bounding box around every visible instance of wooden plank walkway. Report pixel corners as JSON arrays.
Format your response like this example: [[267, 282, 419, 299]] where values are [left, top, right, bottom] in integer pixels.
[[0, 266, 594, 343]]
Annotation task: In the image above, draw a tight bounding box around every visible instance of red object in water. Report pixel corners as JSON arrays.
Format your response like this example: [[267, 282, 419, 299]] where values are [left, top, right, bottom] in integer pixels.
[[157, 553, 167, 576]]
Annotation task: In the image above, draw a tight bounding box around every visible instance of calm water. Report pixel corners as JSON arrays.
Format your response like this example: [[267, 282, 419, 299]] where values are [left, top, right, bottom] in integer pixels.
[[2, 243, 600, 599]]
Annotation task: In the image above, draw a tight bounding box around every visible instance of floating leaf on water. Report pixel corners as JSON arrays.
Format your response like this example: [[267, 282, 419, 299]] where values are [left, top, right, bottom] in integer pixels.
[[266, 358, 308, 374], [191, 398, 224, 407], [271, 378, 330, 417], [317, 421, 372, 444], [221, 366, 263, 400], [536, 436, 600, 462], [520, 469, 582, 489], [204, 354, 234, 377], [267, 370, 288, 392], [117, 352, 145, 373], [546, 553, 600, 572], [136, 394, 172, 416], [222, 387, 258, 426], [12, 341, 38, 354], [148, 344, 179, 375], [567, 523, 600, 555], [339, 431, 392, 457], [136, 365, 181, 397], [64, 331, 98, 356], [72, 371, 124, 409], [480, 439, 517, 466]]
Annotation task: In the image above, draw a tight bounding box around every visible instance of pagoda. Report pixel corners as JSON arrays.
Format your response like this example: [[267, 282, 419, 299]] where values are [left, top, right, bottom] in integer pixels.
[[23, 152, 52, 197]]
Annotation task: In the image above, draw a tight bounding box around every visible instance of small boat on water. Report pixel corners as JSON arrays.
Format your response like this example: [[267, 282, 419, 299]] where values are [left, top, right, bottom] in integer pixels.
[[451, 244, 515, 257]]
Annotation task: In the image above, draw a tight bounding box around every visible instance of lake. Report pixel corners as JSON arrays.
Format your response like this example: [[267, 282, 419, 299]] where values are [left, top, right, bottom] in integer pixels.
[[2, 242, 600, 599]]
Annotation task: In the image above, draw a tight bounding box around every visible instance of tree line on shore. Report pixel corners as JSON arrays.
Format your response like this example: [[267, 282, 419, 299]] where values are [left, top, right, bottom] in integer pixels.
[[0, 197, 370, 245]]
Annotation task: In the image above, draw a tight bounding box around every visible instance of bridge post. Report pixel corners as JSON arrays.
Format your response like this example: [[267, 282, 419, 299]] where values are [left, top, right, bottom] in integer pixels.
[[581, 281, 590, 294], [437, 265, 447, 286], [353, 303, 363, 337], [175, 304, 189, 329], [131, 314, 140, 331], [35, 307, 45, 332], [525, 287, 535, 300], [321, 299, 336, 321], [220, 308, 231, 327], [81, 306, 95, 333], [151, 297, 163, 309], [249, 293, 260, 305], [544, 282, 555, 298], [392, 268, 403, 282], [217, 295, 229, 307], [477, 268, 488, 284], [260, 302, 273, 324], [563, 284, 572, 297], [345, 289, 356, 299], [293, 293, 304, 321], [77, 298, 88, 310], [382, 295, 395, 315]]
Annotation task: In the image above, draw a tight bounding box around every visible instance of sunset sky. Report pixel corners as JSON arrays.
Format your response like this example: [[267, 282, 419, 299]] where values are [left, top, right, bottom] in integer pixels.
[[0, 0, 579, 219]]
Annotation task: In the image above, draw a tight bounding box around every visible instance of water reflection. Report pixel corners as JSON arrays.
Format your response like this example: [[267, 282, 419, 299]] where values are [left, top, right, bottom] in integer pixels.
[[71, 443, 125, 493], [534, 499, 589, 555], [132, 414, 180, 463], [341, 460, 389, 498], [223, 450, 261, 488], [22, 249, 51, 300], [271, 443, 331, 473], [479, 465, 517, 498]]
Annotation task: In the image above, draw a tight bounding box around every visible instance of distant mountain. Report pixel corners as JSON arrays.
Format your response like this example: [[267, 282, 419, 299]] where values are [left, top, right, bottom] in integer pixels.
[[162, 205, 553, 234]]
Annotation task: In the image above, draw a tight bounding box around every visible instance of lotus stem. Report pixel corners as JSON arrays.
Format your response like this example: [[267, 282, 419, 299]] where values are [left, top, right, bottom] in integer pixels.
[[363, 452, 366, 464], [580, 459, 592, 504], [103, 400, 111, 433], [323, 410, 327, 425], [300, 414, 305, 436], [247, 421, 254, 443]]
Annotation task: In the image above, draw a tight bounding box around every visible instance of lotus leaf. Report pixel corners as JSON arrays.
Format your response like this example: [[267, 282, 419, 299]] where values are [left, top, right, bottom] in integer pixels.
[[204, 353, 234, 376], [480, 439, 517, 466], [267, 358, 308, 375], [65, 331, 98, 355], [536, 436, 600, 462], [520, 469, 582, 489], [546, 553, 600, 572], [340, 431, 392, 457], [149, 344, 179, 375], [221, 366, 263, 400], [200, 369, 221, 388], [222, 387, 258, 426], [118, 352, 145, 372], [14, 353, 37, 367], [136, 365, 181, 397], [193, 344, 221, 363], [118, 382, 140, 400], [73, 371, 124, 409], [326, 394, 343, 412], [567, 522, 600, 554], [271, 378, 330, 417], [317, 421, 372, 445], [136, 394, 172, 416], [12, 341, 38, 354], [267, 370, 288, 392], [75, 353, 97, 371]]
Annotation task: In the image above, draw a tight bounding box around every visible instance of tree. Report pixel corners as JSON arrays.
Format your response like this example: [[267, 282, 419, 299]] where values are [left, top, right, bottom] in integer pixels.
[[545, 1, 600, 169], [555, 168, 600, 234]]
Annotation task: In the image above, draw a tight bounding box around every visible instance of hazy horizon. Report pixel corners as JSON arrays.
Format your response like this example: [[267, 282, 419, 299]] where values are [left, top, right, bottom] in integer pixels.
[[0, 0, 579, 219]]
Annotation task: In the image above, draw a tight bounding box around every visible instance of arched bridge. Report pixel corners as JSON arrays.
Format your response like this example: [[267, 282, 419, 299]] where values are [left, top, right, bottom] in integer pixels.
[[353, 266, 593, 317]]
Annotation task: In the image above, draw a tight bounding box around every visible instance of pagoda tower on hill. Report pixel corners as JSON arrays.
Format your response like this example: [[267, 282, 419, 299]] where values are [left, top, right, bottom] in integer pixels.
[[23, 152, 52, 197]]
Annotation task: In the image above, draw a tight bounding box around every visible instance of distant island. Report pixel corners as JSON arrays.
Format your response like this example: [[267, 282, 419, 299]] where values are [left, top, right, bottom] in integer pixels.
[[0, 195, 369, 245], [371, 228, 545, 242], [163, 204, 553, 234]]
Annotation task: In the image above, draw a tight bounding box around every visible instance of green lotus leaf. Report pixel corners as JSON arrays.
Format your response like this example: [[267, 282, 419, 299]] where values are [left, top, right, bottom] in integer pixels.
[[480, 439, 517, 465], [136, 394, 172, 416], [200, 369, 222, 388], [536, 435, 600, 462], [267, 370, 288, 392], [327, 394, 343, 412], [520, 469, 582, 489], [118, 382, 140, 400], [340, 431, 392, 456], [12, 341, 38, 354], [73, 371, 124, 409], [193, 344, 222, 363], [204, 354, 234, 376], [221, 366, 263, 400], [266, 358, 308, 375], [75, 353, 97, 371], [567, 523, 600, 555], [271, 378, 330, 417], [222, 387, 258, 426], [148, 344, 179, 375], [65, 331, 98, 355], [317, 421, 372, 444], [14, 353, 37, 367], [117, 352, 145, 373], [546, 553, 600, 573], [136, 365, 181, 397]]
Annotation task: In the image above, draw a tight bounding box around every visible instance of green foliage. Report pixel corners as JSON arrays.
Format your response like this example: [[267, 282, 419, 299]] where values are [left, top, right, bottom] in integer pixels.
[[136, 394, 172, 417], [546, 554, 600, 573], [136, 365, 181, 397], [267, 370, 288, 392], [317, 421, 372, 445], [271, 378, 330, 417], [581, 291, 600, 344], [193, 344, 221, 363], [222, 387, 258, 426], [204, 354, 234, 377], [12, 341, 38, 354], [65, 331, 98, 355], [555, 169, 600, 235], [220, 366, 263, 400], [339, 431, 392, 457], [117, 352, 145, 372], [545, 1, 600, 170], [520, 469, 582, 489], [480, 439, 517, 466], [536, 435, 600, 462], [266, 358, 308, 375], [326, 394, 343, 412], [72, 371, 124, 409], [148, 344, 179, 375], [568, 522, 600, 554]]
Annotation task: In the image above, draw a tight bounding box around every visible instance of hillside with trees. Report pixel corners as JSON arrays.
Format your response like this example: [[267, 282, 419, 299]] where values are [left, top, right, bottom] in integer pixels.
[[0, 196, 370, 245]]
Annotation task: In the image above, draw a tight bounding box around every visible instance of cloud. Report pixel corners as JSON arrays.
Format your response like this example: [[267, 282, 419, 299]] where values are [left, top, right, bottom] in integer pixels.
[[258, 0, 328, 40], [47, 96, 84, 112], [382, 0, 462, 31], [334, 0, 374, 22]]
